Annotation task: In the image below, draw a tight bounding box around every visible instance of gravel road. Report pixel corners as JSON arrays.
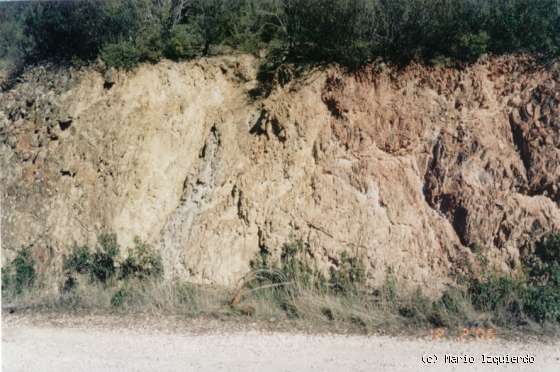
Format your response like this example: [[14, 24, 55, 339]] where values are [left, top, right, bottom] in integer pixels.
[[2, 322, 559, 372]]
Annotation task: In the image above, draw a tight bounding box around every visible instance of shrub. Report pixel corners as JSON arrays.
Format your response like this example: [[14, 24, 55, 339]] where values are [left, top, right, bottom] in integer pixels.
[[398, 287, 432, 323], [110, 287, 129, 308], [100, 40, 142, 70], [329, 251, 366, 294], [244, 240, 326, 319], [22, 0, 107, 62], [467, 233, 560, 324], [120, 237, 163, 280], [221, 0, 266, 54], [63, 233, 163, 287], [2, 246, 36, 295], [251, 241, 318, 286], [12, 246, 36, 294], [534, 233, 560, 264], [90, 233, 119, 283], [380, 268, 398, 305], [523, 284, 560, 323], [1, 267, 11, 291], [0, 2, 31, 71], [522, 233, 560, 323], [457, 31, 490, 62], [469, 275, 523, 312], [62, 275, 78, 294], [63, 244, 92, 275], [429, 288, 470, 327], [164, 24, 204, 60], [3, 0, 559, 71], [279, 240, 323, 289]]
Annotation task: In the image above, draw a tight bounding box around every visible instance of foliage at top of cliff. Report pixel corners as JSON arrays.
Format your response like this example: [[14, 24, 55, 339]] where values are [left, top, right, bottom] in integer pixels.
[[1, 0, 559, 72]]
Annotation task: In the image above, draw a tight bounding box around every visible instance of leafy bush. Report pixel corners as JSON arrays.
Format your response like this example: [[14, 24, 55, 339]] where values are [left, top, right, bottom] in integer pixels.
[[2, 246, 36, 295], [1, 267, 11, 291], [279, 240, 324, 290], [110, 287, 130, 308], [522, 232, 560, 323], [22, 0, 107, 62], [100, 41, 142, 70], [468, 233, 560, 324], [397, 287, 432, 322], [90, 233, 120, 284], [250, 240, 326, 294], [2, 0, 558, 72], [469, 275, 523, 312], [280, 0, 376, 66], [379, 268, 398, 304], [0, 2, 31, 71], [12, 247, 36, 293], [429, 288, 471, 327], [523, 284, 560, 323], [63, 233, 163, 289], [120, 237, 163, 280], [63, 244, 92, 274], [164, 24, 204, 60], [534, 233, 560, 263], [329, 251, 366, 294], [457, 31, 490, 62]]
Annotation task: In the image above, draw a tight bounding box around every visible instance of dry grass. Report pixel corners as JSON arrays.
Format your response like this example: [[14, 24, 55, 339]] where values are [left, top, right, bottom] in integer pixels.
[[3, 236, 559, 337], [4, 276, 559, 338]]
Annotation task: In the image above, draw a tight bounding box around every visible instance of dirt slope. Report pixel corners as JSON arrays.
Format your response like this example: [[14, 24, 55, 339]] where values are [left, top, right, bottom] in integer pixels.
[[1, 55, 559, 291]]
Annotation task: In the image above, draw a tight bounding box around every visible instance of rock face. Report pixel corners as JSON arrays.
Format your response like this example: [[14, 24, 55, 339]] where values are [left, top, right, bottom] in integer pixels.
[[1, 55, 559, 292]]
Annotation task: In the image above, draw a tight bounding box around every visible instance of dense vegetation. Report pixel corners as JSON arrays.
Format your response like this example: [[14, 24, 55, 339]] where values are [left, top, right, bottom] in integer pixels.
[[0, 0, 558, 73], [3, 233, 163, 308]]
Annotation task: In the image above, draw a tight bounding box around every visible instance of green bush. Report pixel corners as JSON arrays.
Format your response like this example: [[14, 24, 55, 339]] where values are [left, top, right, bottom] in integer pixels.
[[100, 40, 142, 70], [329, 251, 366, 294], [429, 288, 470, 327], [250, 240, 326, 292], [457, 31, 490, 62], [2, 246, 36, 295], [522, 233, 560, 323], [1, 267, 11, 291], [164, 24, 204, 60], [281, 0, 375, 66], [380, 268, 398, 304], [249, 241, 367, 299], [245, 239, 326, 319], [398, 287, 432, 322], [62, 233, 163, 292], [279, 240, 323, 289], [468, 233, 560, 324], [63, 233, 163, 287], [469, 275, 523, 312], [523, 284, 560, 323], [535, 233, 560, 263], [22, 0, 107, 62], [13, 247, 36, 293], [0, 2, 31, 71], [63, 244, 92, 275], [110, 287, 129, 308], [3, 0, 558, 71], [221, 0, 266, 54], [120, 237, 163, 280], [90, 233, 120, 283]]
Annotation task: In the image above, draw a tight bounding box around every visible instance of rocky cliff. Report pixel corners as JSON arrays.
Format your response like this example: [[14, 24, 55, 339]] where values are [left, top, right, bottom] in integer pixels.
[[1, 55, 559, 292]]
